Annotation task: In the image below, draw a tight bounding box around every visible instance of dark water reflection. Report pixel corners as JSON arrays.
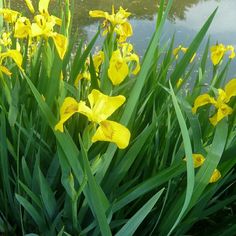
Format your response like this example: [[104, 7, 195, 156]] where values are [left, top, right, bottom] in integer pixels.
[[10, 0, 236, 75]]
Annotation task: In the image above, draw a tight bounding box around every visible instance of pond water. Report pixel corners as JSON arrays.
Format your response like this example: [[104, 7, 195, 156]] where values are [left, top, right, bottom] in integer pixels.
[[11, 0, 236, 75]]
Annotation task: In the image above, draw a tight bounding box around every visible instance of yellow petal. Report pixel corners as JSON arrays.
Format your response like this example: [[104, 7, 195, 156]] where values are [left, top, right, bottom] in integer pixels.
[[89, 10, 108, 18], [92, 120, 131, 149], [14, 17, 31, 38], [173, 45, 182, 59], [55, 97, 80, 132], [87, 89, 126, 122], [209, 169, 221, 183], [224, 78, 236, 102], [0, 8, 20, 23], [51, 33, 68, 59], [192, 94, 216, 114], [226, 45, 235, 59], [115, 21, 133, 42], [39, 0, 50, 14], [0, 50, 23, 70], [210, 44, 226, 65], [183, 153, 205, 168], [31, 22, 44, 37], [0, 65, 12, 76], [108, 50, 129, 85], [24, 0, 35, 14], [192, 153, 205, 168], [209, 104, 233, 126], [125, 53, 140, 75], [93, 51, 104, 72]]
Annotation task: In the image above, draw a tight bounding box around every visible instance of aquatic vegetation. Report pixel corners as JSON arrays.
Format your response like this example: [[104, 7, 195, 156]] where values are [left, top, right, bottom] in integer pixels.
[[0, 1, 235, 236]]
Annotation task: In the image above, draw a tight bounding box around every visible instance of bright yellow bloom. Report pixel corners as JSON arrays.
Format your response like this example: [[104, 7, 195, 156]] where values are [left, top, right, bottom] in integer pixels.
[[93, 51, 104, 72], [74, 71, 91, 88], [192, 79, 236, 126], [51, 33, 68, 59], [24, 0, 35, 14], [210, 44, 226, 65], [89, 6, 132, 42], [0, 32, 12, 47], [173, 45, 196, 63], [55, 89, 130, 149], [183, 153, 205, 168], [0, 8, 20, 23], [55, 97, 81, 132], [0, 50, 23, 76], [226, 45, 235, 59], [176, 78, 183, 88], [108, 43, 140, 85], [79, 89, 126, 123], [183, 154, 221, 183], [209, 169, 221, 183], [14, 17, 32, 38], [210, 44, 235, 65], [92, 120, 130, 149]]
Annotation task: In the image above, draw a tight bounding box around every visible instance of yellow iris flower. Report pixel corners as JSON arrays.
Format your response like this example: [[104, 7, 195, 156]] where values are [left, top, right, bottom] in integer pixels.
[[210, 43, 235, 65], [93, 51, 104, 73], [19, 0, 67, 59], [0, 8, 20, 23], [14, 17, 32, 38], [173, 45, 196, 63], [0, 50, 23, 76], [183, 153, 221, 183], [89, 6, 132, 42], [55, 89, 130, 149], [192, 79, 236, 126], [108, 43, 140, 85]]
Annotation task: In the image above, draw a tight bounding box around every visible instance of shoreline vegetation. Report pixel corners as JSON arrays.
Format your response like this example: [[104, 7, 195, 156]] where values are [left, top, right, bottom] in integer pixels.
[[0, 0, 235, 235]]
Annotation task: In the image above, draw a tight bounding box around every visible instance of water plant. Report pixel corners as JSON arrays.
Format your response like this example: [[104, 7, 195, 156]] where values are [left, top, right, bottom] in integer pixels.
[[0, 0, 236, 235]]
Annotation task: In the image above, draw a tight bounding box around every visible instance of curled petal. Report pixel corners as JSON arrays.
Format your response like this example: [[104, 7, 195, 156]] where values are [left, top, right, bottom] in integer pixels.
[[226, 45, 235, 59], [115, 22, 133, 42], [51, 33, 68, 59], [92, 120, 131, 149], [0, 50, 23, 71], [209, 169, 221, 183], [224, 78, 236, 102], [108, 50, 129, 85], [14, 17, 32, 38], [55, 97, 80, 132], [125, 53, 140, 75], [87, 89, 126, 122], [93, 51, 104, 72], [192, 94, 216, 114], [0, 65, 12, 76], [209, 103, 233, 126]]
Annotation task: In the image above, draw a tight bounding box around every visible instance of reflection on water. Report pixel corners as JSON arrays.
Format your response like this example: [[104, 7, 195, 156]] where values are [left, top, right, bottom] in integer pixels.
[[8, 0, 236, 63]]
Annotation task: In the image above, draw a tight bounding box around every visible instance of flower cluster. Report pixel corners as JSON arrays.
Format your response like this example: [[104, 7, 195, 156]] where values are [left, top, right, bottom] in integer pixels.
[[184, 154, 221, 183], [89, 6, 132, 42], [192, 79, 236, 126], [0, 0, 67, 59]]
